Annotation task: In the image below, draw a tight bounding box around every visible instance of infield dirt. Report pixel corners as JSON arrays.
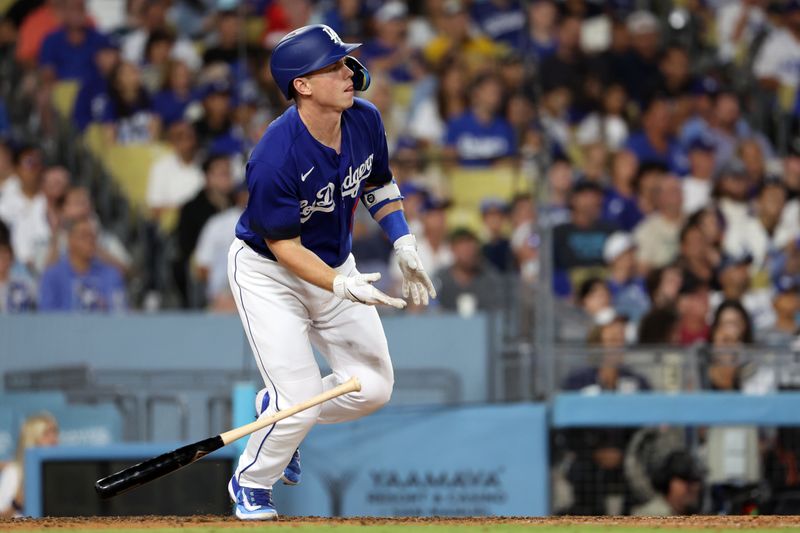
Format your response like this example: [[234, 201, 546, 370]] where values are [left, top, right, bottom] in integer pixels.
[[2, 515, 800, 531]]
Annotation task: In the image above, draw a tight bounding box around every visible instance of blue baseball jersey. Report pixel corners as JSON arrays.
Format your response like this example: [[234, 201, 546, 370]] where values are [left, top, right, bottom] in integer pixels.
[[236, 97, 392, 267]]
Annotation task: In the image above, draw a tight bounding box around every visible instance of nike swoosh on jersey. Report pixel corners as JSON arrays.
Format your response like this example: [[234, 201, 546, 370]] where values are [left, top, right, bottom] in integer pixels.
[[301, 166, 314, 182]]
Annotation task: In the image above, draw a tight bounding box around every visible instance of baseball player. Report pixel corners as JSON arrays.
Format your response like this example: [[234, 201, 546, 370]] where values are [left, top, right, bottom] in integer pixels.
[[226, 25, 436, 520]]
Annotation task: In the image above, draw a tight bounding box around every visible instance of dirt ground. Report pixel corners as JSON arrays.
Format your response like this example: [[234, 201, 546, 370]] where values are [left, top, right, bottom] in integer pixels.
[[2, 515, 800, 530]]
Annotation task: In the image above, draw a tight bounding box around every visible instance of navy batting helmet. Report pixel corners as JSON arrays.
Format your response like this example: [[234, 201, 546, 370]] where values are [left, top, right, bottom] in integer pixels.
[[270, 24, 371, 100]]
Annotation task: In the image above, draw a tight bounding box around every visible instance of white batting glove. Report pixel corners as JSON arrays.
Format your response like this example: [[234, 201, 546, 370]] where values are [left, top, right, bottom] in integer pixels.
[[333, 272, 407, 309], [394, 234, 437, 306]]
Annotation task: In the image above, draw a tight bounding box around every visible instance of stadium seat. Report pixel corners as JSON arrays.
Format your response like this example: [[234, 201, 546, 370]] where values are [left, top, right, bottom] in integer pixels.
[[51, 80, 80, 119], [102, 143, 170, 211], [447, 166, 531, 212]]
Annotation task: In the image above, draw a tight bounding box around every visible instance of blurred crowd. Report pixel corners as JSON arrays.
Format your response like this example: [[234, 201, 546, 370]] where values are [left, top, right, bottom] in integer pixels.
[[0, 0, 799, 353], [5, 0, 800, 517]]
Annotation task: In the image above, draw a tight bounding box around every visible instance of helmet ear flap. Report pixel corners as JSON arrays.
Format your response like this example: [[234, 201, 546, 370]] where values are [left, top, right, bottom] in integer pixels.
[[344, 56, 371, 92]]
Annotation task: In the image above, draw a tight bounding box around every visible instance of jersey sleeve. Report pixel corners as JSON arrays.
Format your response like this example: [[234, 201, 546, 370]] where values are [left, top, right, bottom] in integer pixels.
[[246, 159, 302, 240], [366, 106, 393, 186]]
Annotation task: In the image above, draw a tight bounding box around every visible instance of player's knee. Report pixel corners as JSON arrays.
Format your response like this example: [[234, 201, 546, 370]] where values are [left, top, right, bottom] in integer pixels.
[[294, 403, 322, 428], [360, 372, 393, 412]]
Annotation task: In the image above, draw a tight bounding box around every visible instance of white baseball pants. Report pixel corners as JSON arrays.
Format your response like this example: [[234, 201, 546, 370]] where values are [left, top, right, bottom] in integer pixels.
[[227, 239, 394, 489]]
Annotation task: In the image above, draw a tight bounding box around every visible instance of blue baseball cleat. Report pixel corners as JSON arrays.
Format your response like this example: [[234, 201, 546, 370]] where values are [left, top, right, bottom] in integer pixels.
[[228, 476, 278, 520], [281, 449, 301, 485], [255, 388, 302, 486]]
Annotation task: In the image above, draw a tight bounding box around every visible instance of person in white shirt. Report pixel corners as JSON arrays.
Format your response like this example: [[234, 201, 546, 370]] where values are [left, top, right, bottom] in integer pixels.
[[753, 1, 800, 91], [146, 120, 204, 222], [120, 0, 200, 71], [11, 166, 70, 275], [682, 136, 716, 215], [716, 0, 768, 65], [0, 145, 45, 230], [193, 182, 248, 312], [0, 413, 59, 518]]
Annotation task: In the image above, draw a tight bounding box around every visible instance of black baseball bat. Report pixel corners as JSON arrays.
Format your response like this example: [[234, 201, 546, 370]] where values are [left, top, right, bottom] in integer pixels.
[[94, 377, 361, 499]]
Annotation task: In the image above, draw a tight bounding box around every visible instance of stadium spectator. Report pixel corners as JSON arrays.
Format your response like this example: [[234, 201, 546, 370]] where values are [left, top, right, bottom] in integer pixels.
[[619, 10, 662, 106], [443, 74, 515, 167], [0, 220, 36, 313], [480, 198, 512, 273], [0, 412, 59, 518], [676, 277, 711, 346], [50, 185, 131, 276], [146, 120, 204, 222], [320, 0, 365, 42], [602, 150, 641, 231], [407, 60, 468, 147], [676, 220, 716, 288], [603, 232, 649, 323], [556, 277, 612, 343], [38, 0, 108, 86], [172, 153, 233, 308], [519, 0, 557, 61], [39, 215, 126, 312], [539, 15, 585, 103], [435, 227, 501, 315], [553, 181, 617, 296], [646, 265, 684, 310], [624, 98, 685, 175], [635, 174, 683, 272], [575, 83, 630, 153], [758, 275, 800, 346], [632, 450, 704, 516], [11, 165, 70, 275], [541, 158, 572, 227], [682, 136, 717, 215], [139, 29, 176, 94], [359, 1, 419, 83], [701, 299, 754, 391], [193, 78, 241, 157], [471, 0, 525, 50], [193, 181, 248, 312], [656, 46, 694, 101], [716, 0, 768, 66], [422, 0, 503, 75], [150, 59, 196, 127], [120, 0, 200, 70], [72, 36, 121, 132], [753, 0, 800, 92], [101, 61, 159, 144], [638, 306, 681, 345], [0, 144, 44, 229], [14, 0, 63, 68], [202, 10, 249, 71]]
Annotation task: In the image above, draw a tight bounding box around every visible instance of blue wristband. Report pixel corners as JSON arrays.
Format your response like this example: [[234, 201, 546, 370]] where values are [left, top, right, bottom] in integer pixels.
[[378, 210, 411, 243]]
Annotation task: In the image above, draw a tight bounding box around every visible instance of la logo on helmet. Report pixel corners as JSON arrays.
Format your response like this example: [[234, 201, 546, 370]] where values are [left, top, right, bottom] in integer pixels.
[[322, 26, 342, 44]]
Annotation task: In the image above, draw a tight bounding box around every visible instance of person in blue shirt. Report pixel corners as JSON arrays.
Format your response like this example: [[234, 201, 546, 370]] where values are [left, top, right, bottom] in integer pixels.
[[39, 215, 126, 312], [624, 97, 687, 175], [227, 25, 435, 520], [444, 74, 516, 167], [38, 0, 109, 85], [471, 0, 526, 50], [72, 38, 120, 133], [603, 231, 650, 323], [152, 60, 198, 127], [358, 1, 420, 83], [101, 61, 158, 144]]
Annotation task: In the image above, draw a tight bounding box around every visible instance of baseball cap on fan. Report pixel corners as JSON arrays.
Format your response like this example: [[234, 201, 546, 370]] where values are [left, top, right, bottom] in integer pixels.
[[603, 232, 636, 264], [375, 1, 408, 22], [626, 10, 660, 35]]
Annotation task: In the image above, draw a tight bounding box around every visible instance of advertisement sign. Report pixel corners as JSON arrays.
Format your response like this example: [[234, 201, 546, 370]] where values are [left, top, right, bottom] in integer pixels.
[[272, 404, 548, 517]]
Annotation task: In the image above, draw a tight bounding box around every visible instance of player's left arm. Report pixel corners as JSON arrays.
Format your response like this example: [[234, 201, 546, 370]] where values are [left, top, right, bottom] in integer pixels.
[[362, 181, 436, 306]]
